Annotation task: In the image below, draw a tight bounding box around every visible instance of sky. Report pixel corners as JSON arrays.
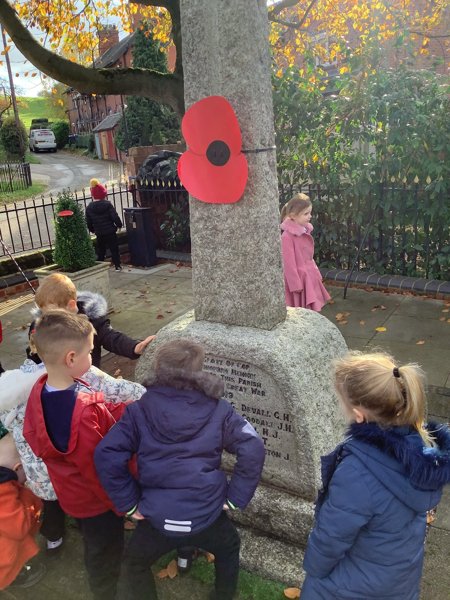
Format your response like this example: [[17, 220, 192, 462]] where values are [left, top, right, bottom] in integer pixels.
[[1, 25, 46, 97], [0, 6, 125, 98]]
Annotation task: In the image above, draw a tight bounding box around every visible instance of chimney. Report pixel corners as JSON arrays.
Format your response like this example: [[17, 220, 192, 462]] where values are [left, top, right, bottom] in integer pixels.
[[98, 25, 119, 57]]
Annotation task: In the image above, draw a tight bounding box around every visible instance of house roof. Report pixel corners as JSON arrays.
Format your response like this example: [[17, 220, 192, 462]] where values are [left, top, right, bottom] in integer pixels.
[[94, 32, 136, 69], [92, 113, 123, 132]]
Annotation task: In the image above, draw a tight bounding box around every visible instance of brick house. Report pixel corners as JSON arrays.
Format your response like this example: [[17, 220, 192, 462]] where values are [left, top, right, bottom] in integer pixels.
[[66, 26, 136, 137]]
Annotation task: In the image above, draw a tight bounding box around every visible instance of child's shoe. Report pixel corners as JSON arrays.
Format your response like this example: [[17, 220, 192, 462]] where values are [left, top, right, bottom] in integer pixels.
[[177, 546, 196, 573], [46, 536, 64, 556], [9, 562, 46, 588]]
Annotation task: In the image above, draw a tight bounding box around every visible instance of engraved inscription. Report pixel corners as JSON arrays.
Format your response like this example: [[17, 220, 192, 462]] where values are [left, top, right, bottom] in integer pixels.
[[204, 356, 296, 466]]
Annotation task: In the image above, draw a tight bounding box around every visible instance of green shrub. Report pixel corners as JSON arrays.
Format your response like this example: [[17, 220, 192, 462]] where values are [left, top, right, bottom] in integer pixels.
[[0, 116, 27, 159], [51, 120, 70, 149], [53, 190, 96, 272], [75, 133, 94, 149], [160, 199, 190, 251]]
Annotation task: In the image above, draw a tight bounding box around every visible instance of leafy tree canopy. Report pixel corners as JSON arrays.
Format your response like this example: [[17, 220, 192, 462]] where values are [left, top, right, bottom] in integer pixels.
[[0, 1, 447, 114]]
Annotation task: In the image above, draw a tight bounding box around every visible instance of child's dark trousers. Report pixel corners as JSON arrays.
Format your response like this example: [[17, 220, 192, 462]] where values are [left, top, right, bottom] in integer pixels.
[[41, 499, 66, 541], [121, 511, 240, 600], [78, 510, 124, 600], [96, 233, 121, 269]]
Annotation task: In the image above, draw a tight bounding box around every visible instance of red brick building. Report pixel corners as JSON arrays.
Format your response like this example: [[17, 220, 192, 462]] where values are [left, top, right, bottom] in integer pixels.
[[66, 25, 135, 137]]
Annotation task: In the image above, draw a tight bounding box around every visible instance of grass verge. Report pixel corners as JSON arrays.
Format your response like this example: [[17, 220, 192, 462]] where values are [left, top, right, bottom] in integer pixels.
[[0, 183, 48, 204], [156, 551, 287, 600]]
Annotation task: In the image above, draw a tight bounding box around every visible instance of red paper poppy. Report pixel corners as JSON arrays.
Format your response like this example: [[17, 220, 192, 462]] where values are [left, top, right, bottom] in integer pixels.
[[178, 96, 248, 204], [57, 210, 74, 217]]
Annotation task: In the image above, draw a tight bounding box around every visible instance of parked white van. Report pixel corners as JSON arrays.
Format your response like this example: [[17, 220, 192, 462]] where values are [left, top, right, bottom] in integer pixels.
[[29, 129, 57, 152]]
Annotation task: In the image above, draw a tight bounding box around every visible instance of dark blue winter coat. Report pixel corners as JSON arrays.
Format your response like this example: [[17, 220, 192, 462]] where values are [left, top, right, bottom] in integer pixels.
[[301, 422, 450, 600], [94, 385, 265, 536]]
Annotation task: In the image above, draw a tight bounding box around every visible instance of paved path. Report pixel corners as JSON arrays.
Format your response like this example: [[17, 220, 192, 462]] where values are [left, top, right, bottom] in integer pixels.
[[30, 151, 125, 195], [0, 267, 449, 599]]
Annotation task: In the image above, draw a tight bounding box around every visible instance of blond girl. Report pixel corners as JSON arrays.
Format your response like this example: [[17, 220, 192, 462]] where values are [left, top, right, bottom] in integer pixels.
[[301, 351, 450, 600]]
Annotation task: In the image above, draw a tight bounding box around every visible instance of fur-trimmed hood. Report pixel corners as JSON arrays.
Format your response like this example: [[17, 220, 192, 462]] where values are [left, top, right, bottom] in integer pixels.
[[346, 422, 450, 512], [77, 290, 108, 320], [31, 290, 108, 322], [281, 219, 313, 236]]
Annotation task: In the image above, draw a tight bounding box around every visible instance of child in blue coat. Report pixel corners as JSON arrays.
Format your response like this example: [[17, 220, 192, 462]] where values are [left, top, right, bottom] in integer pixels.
[[95, 338, 265, 600], [301, 351, 450, 600]]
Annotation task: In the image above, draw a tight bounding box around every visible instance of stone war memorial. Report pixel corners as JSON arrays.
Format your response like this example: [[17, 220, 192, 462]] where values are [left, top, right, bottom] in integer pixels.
[[136, 0, 347, 585]]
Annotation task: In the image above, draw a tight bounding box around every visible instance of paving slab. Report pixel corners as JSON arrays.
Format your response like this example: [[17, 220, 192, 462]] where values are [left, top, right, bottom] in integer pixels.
[[366, 340, 450, 388]]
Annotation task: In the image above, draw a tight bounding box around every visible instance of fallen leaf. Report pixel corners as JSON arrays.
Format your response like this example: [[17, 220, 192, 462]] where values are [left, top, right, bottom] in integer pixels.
[[442, 309, 449, 313], [156, 314, 164, 319], [156, 568, 168, 579], [427, 510, 436, 525], [166, 559, 178, 579], [416, 340, 425, 345], [375, 327, 387, 332], [339, 320, 348, 325], [165, 310, 173, 314], [284, 588, 301, 599], [113, 369, 122, 377], [328, 299, 335, 304], [204, 552, 215, 563], [359, 320, 366, 325], [447, 319, 450, 323], [439, 317, 446, 321]]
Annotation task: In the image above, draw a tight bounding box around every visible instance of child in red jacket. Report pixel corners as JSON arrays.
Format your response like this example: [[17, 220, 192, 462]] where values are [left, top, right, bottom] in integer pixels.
[[0, 434, 44, 590], [24, 310, 129, 600]]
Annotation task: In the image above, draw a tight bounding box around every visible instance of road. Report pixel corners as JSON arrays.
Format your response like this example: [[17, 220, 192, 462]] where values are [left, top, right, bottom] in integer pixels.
[[0, 152, 133, 257], [30, 150, 126, 195]]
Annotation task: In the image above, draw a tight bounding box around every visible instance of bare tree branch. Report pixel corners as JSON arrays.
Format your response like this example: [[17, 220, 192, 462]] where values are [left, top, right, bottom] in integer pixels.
[[269, 0, 318, 31], [269, 0, 301, 18], [0, 0, 184, 114], [409, 31, 450, 39]]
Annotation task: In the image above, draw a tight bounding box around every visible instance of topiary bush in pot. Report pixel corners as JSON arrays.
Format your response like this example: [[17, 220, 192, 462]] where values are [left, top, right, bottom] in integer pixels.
[[53, 190, 96, 272]]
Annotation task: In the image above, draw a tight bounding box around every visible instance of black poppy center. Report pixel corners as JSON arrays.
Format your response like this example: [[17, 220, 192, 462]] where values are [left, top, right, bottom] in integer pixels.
[[206, 140, 230, 166]]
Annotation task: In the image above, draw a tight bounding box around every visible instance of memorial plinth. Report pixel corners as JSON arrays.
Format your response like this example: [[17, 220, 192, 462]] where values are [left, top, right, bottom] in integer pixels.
[[136, 309, 347, 583]]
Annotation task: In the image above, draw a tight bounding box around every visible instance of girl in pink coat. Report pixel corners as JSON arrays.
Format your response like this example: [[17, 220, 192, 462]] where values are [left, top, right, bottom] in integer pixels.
[[280, 194, 330, 311]]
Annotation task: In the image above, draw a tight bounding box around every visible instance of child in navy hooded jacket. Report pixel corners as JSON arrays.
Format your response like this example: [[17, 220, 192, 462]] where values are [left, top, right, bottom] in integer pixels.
[[301, 351, 450, 600], [95, 338, 265, 600]]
